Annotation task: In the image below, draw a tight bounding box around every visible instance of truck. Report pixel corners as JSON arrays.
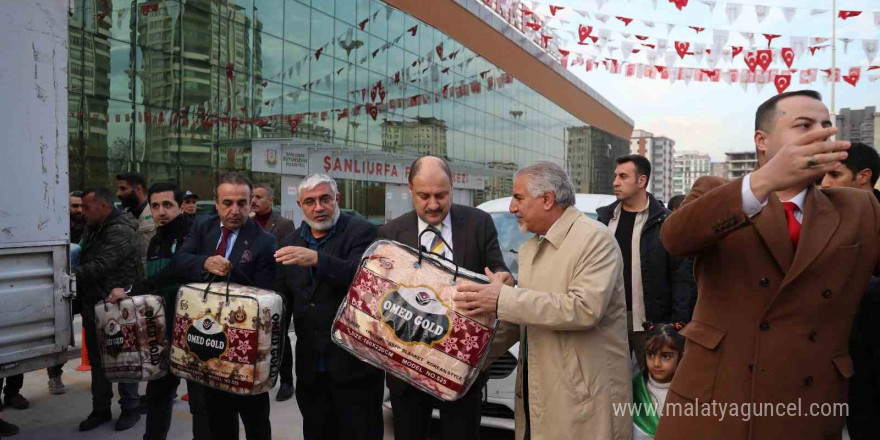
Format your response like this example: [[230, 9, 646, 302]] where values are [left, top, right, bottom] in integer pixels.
[[0, 0, 74, 378]]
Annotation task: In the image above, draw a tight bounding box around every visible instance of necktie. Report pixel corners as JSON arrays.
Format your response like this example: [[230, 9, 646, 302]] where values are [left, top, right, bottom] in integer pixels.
[[215, 227, 232, 257], [430, 224, 445, 256], [782, 202, 801, 249]]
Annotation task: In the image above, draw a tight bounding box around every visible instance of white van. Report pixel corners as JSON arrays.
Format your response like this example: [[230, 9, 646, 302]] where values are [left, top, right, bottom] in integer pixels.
[[475, 193, 617, 430]]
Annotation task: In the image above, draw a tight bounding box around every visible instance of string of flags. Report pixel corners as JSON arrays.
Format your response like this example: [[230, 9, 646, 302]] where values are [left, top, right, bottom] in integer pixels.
[[481, 1, 880, 92], [488, 0, 880, 25], [590, 62, 880, 91], [69, 72, 517, 138]]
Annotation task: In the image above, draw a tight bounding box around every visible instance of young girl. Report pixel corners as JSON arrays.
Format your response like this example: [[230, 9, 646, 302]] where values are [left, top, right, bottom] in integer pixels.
[[633, 322, 686, 440]]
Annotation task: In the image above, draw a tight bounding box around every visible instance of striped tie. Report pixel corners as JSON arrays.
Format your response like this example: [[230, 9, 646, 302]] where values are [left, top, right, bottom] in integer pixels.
[[430, 224, 445, 255]]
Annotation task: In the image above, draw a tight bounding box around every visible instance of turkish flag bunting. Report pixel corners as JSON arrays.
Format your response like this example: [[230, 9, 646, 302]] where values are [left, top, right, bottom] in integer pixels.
[[838, 10, 862, 20]]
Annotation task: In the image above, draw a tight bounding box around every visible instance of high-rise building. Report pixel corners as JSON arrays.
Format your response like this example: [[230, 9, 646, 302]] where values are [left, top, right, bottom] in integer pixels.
[[673, 151, 711, 195], [567, 126, 631, 195], [725, 151, 758, 180], [711, 161, 727, 178], [481, 161, 518, 202], [630, 130, 675, 202], [382, 117, 448, 158], [836, 106, 880, 147], [68, 0, 112, 191]]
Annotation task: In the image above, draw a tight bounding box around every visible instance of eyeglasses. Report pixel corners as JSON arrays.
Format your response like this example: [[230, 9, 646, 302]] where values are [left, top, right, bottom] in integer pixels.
[[300, 194, 335, 209]]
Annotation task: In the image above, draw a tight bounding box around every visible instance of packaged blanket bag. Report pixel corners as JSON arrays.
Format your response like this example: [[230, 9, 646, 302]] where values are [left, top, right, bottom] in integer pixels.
[[170, 282, 285, 395], [331, 239, 497, 401], [95, 295, 169, 382]]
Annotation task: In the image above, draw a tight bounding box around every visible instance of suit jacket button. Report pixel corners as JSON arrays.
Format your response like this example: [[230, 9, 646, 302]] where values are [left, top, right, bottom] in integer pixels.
[[759, 277, 770, 287], [759, 321, 770, 331], [804, 376, 814, 386], [809, 331, 818, 342], [310, 303, 315, 307], [748, 363, 754, 372], [822, 289, 833, 299]]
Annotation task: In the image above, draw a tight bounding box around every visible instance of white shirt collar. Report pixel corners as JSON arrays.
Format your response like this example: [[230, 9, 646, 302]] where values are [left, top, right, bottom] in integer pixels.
[[782, 187, 808, 212], [417, 213, 452, 235]]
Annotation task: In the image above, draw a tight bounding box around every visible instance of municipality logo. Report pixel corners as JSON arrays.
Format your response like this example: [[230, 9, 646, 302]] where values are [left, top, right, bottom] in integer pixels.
[[266, 149, 278, 167]]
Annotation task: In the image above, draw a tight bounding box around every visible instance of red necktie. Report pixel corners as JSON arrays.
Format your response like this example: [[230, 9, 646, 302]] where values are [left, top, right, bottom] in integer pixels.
[[782, 202, 801, 249], [215, 227, 232, 257]]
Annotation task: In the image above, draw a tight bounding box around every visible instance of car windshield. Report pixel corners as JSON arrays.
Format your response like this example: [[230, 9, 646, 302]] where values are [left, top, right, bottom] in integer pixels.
[[491, 211, 598, 280]]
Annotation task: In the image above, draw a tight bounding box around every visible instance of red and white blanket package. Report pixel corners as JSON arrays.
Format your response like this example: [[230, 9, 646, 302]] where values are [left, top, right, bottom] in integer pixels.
[[94, 295, 169, 382], [170, 282, 285, 395], [332, 240, 497, 401]]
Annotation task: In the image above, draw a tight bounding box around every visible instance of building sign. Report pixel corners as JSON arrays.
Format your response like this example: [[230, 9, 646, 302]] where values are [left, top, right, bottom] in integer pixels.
[[252, 140, 484, 190], [312, 153, 405, 182]]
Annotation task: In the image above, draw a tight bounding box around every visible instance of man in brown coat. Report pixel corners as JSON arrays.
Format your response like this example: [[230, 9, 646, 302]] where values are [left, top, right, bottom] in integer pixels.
[[657, 90, 879, 440]]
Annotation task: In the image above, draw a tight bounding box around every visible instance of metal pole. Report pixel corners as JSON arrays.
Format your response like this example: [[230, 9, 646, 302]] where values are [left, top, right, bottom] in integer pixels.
[[831, 0, 837, 122]]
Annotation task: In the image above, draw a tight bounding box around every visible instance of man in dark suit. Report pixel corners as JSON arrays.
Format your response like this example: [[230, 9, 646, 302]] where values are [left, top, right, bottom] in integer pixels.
[[381, 156, 510, 440], [173, 172, 277, 440], [251, 182, 297, 401], [818, 142, 880, 440], [274, 173, 383, 440]]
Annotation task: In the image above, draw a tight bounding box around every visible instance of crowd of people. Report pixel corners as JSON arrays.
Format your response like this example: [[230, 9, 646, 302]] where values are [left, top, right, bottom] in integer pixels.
[[1, 89, 878, 440]]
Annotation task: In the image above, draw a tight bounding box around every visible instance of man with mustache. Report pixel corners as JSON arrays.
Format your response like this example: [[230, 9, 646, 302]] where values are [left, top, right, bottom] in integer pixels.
[[455, 161, 632, 440], [380, 156, 510, 440], [274, 173, 383, 440], [173, 172, 277, 440], [116, 172, 156, 273]]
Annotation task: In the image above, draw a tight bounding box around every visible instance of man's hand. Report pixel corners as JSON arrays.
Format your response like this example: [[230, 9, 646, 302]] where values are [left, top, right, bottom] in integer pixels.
[[495, 271, 515, 287], [275, 246, 319, 267], [107, 287, 127, 304], [204, 255, 232, 276], [750, 127, 850, 202], [454, 268, 505, 318]]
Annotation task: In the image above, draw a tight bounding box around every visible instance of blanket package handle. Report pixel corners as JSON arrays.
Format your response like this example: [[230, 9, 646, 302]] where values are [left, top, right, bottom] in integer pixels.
[[203, 264, 258, 304], [202, 275, 232, 304], [417, 225, 460, 283]]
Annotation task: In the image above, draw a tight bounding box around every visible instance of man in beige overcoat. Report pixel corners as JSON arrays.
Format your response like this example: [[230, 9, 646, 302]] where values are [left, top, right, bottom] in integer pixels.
[[456, 161, 632, 440]]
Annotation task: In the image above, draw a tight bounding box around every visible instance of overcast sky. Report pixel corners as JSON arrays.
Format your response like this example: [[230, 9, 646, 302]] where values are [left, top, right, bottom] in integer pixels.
[[537, 0, 880, 161]]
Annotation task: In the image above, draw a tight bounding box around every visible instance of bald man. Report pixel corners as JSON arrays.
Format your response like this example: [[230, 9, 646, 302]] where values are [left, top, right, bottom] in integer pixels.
[[379, 156, 511, 440]]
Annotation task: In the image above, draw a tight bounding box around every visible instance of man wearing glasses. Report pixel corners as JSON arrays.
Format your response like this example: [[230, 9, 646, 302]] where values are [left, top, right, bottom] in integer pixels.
[[274, 173, 384, 440]]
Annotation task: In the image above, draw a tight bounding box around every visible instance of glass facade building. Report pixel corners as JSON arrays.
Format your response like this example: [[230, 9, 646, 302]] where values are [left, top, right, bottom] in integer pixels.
[[68, 0, 626, 224]]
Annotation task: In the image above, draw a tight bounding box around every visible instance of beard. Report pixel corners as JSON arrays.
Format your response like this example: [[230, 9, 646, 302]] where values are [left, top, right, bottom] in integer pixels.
[[304, 208, 340, 232], [119, 192, 139, 210]]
